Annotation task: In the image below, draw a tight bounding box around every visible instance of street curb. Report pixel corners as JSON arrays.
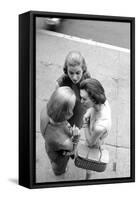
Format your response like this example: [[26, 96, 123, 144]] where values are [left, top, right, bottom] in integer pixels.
[[37, 29, 130, 53]]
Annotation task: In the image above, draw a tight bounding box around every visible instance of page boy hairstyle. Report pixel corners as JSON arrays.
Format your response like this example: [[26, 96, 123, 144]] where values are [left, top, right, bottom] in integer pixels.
[[80, 78, 106, 105], [63, 51, 87, 74], [47, 86, 76, 122]]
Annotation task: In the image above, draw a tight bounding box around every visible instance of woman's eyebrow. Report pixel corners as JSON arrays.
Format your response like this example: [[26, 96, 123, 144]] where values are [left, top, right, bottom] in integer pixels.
[[69, 70, 81, 73]]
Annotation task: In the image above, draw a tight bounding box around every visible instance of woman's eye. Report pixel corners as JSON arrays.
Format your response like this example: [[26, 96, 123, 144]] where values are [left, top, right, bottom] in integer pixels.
[[69, 72, 74, 75]]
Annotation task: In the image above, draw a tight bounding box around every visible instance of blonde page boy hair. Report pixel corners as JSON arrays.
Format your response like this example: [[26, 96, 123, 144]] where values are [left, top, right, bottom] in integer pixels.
[[47, 87, 76, 123]]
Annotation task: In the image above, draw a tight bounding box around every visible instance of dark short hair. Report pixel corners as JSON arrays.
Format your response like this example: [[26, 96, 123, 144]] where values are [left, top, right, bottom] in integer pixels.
[[80, 78, 106, 104], [63, 51, 87, 74], [47, 87, 76, 122]]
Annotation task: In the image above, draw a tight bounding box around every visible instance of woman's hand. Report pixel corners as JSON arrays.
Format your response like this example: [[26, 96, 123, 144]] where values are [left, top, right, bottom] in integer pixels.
[[83, 107, 94, 124], [72, 125, 80, 144], [62, 150, 74, 156]]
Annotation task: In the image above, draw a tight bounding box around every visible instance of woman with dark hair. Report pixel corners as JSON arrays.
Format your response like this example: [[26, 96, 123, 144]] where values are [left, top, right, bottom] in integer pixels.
[[80, 78, 111, 148], [56, 51, 91, 128]]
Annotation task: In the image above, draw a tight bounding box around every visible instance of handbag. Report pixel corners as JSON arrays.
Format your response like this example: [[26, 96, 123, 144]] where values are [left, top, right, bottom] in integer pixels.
[[74, 143, 109, 172]]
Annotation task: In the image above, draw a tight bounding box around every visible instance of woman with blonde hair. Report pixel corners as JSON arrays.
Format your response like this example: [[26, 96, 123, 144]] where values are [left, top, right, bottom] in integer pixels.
[[40, 86, 80, 176]]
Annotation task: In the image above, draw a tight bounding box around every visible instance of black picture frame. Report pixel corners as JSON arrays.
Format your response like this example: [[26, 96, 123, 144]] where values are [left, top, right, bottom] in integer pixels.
[[19, 10, 135, 189]]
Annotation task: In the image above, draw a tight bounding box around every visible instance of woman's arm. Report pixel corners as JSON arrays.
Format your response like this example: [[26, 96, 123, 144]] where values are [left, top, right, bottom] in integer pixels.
[[61, 126, 80, 157], [83, 125, 93, 146], [40, 106, 49, 138], [62, 138, 74, 151], [83, 107, 106, 147], [83, 107, 95, 146], [90, 126, 107, 147], [84, 124, 106, 147]]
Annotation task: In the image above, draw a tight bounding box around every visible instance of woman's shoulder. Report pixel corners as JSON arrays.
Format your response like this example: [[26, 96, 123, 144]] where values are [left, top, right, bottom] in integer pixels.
[[100, 100, 111, 119], [83, 71, 91, 79], [56, 74, 71, 86], [40, 106, 49, 137]]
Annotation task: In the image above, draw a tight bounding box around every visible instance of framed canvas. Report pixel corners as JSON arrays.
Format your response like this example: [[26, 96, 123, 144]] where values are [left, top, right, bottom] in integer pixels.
[[19, 11, 135, 189]]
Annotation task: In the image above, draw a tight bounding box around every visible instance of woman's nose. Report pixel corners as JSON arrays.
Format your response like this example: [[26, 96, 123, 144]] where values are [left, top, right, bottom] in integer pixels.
[[73, 74, 77, 80]]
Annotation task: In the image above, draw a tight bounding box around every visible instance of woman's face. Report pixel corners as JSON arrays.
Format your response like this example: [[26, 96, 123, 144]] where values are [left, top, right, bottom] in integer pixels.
[[80, 89, 94, 109], [67, 65, 83, 84]]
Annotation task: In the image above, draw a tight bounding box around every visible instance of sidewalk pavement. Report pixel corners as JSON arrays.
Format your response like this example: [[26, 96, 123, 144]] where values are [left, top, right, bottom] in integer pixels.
[[36, 29, 130, 183]]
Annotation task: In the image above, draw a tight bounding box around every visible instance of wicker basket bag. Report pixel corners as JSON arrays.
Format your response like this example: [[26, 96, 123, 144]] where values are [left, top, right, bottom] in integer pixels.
[[74, 143, 109, 172]]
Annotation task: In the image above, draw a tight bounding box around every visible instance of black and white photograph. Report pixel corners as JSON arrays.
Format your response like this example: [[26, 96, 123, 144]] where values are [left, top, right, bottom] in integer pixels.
[[34, 12, 134, 186], [1, 0, 138, 198]]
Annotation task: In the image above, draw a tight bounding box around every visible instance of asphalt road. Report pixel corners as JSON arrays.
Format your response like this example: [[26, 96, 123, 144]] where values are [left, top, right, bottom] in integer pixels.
[[49, 19, 130, 49]]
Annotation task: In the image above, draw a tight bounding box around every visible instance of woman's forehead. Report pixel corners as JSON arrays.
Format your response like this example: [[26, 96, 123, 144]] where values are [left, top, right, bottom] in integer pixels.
[[80, 89, 88, 98], [68, 65, 82, 72]]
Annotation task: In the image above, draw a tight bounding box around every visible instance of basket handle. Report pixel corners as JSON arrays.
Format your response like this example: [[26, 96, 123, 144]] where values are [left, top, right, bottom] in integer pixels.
[[98, 146, 102, 161]]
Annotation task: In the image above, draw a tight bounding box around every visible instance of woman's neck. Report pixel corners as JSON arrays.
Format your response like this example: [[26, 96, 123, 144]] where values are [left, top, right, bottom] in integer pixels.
[[94, 104, 101, 112], [49, 118, 66, 125]]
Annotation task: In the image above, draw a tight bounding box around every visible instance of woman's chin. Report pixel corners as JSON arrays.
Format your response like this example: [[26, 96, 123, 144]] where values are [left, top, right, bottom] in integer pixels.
[[72, 81, 78, 84]]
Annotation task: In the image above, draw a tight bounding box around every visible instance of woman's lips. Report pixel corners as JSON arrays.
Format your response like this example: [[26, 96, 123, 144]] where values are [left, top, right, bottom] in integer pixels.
[[72, 80, 78, 84]]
